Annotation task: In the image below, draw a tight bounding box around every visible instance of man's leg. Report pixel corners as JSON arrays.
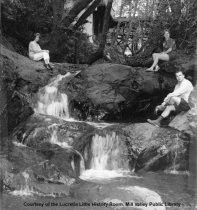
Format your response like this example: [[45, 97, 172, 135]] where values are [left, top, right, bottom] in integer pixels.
[[147, 105, 175, 127], [168, 96, 181, 106], [161, 105, 176, 118]]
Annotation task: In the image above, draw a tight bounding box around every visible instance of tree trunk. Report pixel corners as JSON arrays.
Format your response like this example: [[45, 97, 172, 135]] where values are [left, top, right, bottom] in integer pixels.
[[87, 0, 113, 64], [74, 0, 101, 29], [61, 0, 94, 28]]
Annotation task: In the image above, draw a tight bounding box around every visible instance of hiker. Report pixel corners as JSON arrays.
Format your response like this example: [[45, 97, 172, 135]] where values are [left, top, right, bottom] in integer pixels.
[[29, 33, 52, 70], [147, 69, 193, 127], [146, 29, 176, 72]]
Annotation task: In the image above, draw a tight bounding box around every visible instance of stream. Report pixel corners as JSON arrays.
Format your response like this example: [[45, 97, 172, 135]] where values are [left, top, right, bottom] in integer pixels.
[[1, 73, 196, 210]]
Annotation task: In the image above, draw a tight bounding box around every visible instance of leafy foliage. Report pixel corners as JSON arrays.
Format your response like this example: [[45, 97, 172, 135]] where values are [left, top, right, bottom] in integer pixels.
[[51, 28, 95, 63], [2, 0, 53, 46], [111, 0, 196, 56]]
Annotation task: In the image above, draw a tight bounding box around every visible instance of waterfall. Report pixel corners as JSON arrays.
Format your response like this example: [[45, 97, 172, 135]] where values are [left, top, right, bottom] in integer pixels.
[[90, 132, 123, 170], [33, 71, 86, 175], [11, 172, 35, 197], [80, 132, 131, 180], [34, 73, 73, 120]]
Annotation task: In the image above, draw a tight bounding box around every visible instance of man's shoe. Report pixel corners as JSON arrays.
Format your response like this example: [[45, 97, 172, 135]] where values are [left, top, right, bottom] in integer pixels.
[[147, 118, 161, 127]]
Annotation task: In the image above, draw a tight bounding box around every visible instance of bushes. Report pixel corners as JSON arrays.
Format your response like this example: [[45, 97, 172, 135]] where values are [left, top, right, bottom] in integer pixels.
[[2, 0, 53, 47]]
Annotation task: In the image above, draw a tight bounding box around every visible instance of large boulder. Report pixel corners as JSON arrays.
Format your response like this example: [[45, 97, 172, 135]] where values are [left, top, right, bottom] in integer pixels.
[[0, 145, 74, 196], [122, 122, 190, 172], [64, 63, 176, 121]]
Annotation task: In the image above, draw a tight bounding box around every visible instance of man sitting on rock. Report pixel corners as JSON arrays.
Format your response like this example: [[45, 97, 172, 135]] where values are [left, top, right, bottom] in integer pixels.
[[147, 69, 193, 127]]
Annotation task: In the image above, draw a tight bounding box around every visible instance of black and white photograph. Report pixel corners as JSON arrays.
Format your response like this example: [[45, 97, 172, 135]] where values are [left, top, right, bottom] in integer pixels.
[[0, 0, 197, 209]]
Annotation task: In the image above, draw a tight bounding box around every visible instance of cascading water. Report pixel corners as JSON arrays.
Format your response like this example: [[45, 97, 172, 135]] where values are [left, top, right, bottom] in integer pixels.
[[34, 73, 72, 120], [90, 132, 128, 170], [33, 72, 130, 179], [11, 172, 35, 197], [34, 72, 86, 174], [80, 132, 132, 180], [33, 72, 124, 177]]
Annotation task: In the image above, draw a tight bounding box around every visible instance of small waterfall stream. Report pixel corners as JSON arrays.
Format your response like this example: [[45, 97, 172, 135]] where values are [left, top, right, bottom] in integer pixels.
[[34, 73, 72, 120], [33, 73, 131, 179], [11, 172, 34, 197], [90, 133, 120, 170], [80, 132, 131, 180]]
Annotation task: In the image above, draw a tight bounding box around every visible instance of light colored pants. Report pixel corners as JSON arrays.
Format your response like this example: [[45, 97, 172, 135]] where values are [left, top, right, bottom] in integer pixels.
[[29, 52, 49, 63]]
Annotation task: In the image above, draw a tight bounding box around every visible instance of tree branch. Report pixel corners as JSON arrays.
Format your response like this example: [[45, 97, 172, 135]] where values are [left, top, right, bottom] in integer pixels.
[[87, 0, 113, 64], [74, 0, 101, 29], [61, 0, 94, 28]]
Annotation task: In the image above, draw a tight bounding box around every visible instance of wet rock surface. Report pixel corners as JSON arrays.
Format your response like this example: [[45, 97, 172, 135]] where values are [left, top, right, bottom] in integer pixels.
[[121, 123, 190, 172], [63, 63, 176, 121], [1, 105, 194, 193], [0, 139, 75, 195], [1, 114, 129, 194]]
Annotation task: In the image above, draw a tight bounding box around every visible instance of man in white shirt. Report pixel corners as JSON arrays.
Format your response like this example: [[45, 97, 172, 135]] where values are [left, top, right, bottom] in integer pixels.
[[147, 69, 194, 127], [29, 33, 52, 70]]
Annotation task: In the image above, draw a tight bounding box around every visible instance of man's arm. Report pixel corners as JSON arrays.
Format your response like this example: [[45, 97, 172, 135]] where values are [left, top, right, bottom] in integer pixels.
[[167, 82, 190, 98], [162, 81, 192, 105]]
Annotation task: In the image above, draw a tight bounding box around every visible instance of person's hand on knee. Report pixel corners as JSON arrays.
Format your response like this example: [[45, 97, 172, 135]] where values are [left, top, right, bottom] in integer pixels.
[[155, 105, 161, 114]]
